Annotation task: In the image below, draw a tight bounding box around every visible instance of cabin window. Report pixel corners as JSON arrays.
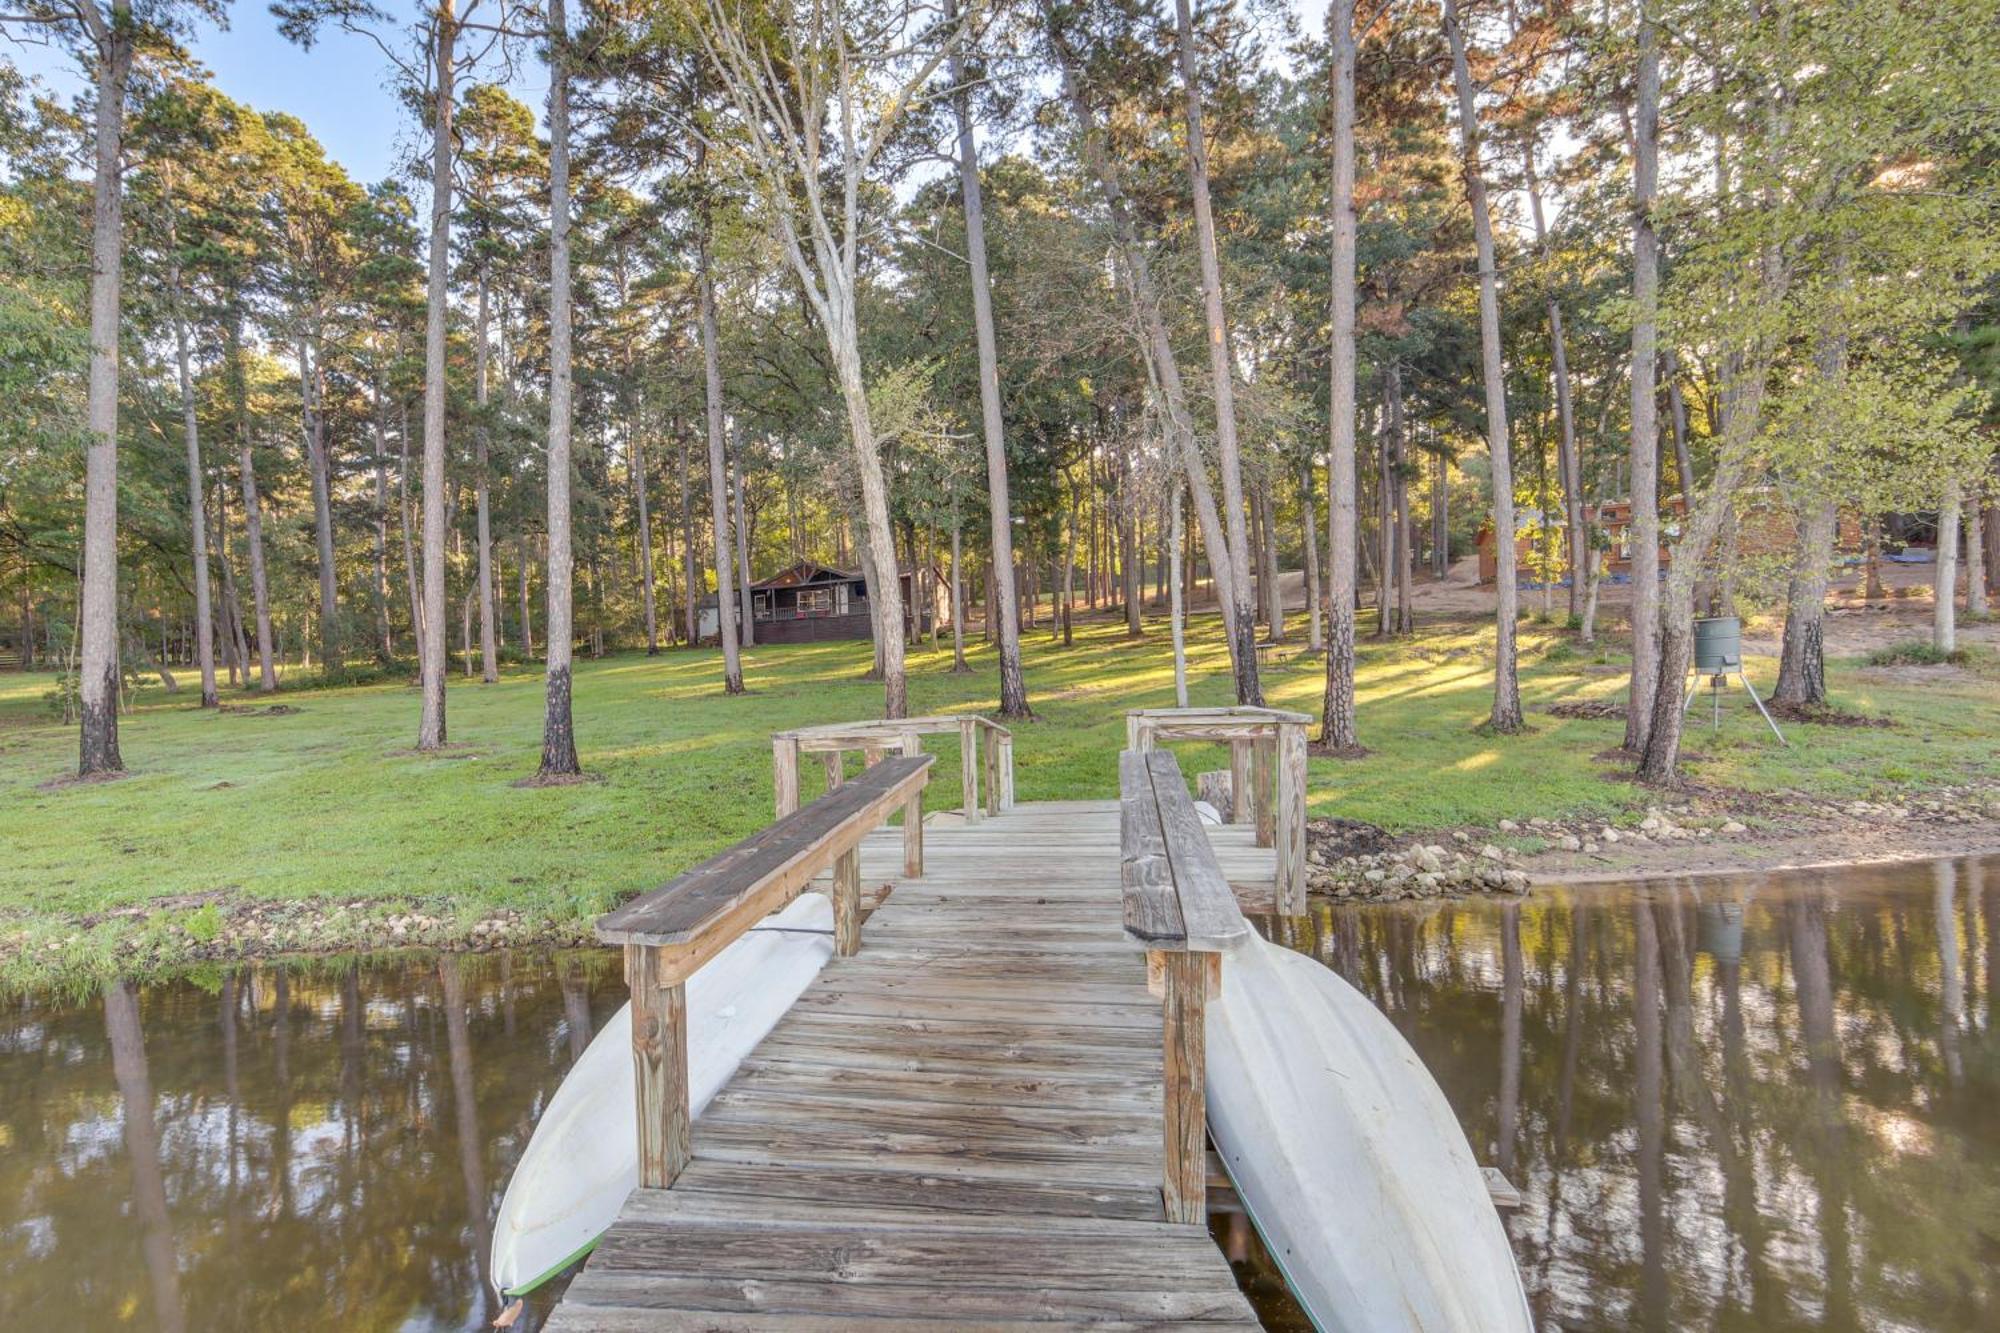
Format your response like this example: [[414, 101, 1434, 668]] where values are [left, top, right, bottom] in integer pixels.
[[798, 587, 833, 616]]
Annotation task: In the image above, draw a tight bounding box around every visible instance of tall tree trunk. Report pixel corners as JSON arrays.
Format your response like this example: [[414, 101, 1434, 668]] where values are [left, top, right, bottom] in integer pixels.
[[633, 425, 659, 654], [1445, 0, 1523, 732], [1301, 462, 1324, 653], [1170, 475, 1189, 708], [949, 0, 1029, 716], [1173, 0, 1261, 703], [1863, 516, 1885, 601], [473, 269, 497, 682], [1261, 477, 1285, 641], [1982, 488, 1999, 600], [371, 373, 393, 659], [1773, 498, 1835, 708], [397, 401, 421, 648], [1624, 1, 1663, 751], [1638, 448, 1755, 785], [698, 206, 744, 695], [825, 309, 907, 714], [1061, 471, 1078, 647], [539, 0, 581, 778], [300, 337, 341, 675], [1432, 444, 1449, 578], [1639, 313, 1772, 784], [517, 531, 534, 658], [1377, 371, 1397, 637], [1774, 266, 1850, 707], [165, 193, 217, 709], [1122, 442, 1142, 637], [950, 508, 970, 671], [1968, 503, 1987, 617], [678, 425, 698, 644], [232, 315, 278, 693], [215, 480, 250, 684], [1321, 0, 1360, 750], [78, 5, 132, 774], [1935, 480, 1961, 654], [1047, 11, 1244, 684], [417, 3, 457, 749], [732, 442, 754, 647], [1522, 141, 1585, 621], [1665, 349, 1695, 512], [1396, 448, 1414, 634]]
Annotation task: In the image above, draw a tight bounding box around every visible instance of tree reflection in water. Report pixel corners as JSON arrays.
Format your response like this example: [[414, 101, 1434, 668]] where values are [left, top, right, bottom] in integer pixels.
[[0, 950, 622, 1331], [5, 860, 1995, 1332], [1229, 855, 1999, 1332]]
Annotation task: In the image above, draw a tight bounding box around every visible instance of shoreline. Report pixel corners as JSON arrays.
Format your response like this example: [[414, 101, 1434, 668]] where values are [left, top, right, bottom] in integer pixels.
[[10, 800, 2000, 991], [1523, 825, 2000, 888]]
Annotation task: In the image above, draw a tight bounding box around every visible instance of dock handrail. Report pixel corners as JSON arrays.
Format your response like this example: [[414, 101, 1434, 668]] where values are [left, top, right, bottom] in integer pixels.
[[1125, 706, 1309, 914], [772, 714, 1012, 824], [596, 752, 933, 1189], [1120, 748, 1249, 1225]]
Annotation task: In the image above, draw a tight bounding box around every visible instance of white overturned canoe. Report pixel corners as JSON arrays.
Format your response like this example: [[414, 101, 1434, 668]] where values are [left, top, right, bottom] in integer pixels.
[[1208, 932, 1533, 1333], [490, 892, 836, 1296]]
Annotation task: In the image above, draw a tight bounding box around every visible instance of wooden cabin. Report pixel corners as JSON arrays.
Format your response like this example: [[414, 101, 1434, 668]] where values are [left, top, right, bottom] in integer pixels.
[[699, 560, 946, 645]]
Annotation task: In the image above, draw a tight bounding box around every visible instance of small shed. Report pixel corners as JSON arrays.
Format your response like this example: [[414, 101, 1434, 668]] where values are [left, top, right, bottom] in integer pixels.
[[699, 560, 946, 645]]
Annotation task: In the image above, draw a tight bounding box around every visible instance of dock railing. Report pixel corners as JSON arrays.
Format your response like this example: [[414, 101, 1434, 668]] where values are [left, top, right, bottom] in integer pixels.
[[1125, 706, 1310, 914], [1120, 748, 1251, 1224], [772, 714, 1013, 826], [595, 753, 934, 1189]]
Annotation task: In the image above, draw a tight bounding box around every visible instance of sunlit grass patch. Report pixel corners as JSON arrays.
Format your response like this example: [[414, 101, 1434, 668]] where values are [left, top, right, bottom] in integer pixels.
[[1, 607, 1994, 985]]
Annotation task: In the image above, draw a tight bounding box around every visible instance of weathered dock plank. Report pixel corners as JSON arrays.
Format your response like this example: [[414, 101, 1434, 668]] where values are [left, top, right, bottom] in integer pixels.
[[545, 801, 1268, 1330]]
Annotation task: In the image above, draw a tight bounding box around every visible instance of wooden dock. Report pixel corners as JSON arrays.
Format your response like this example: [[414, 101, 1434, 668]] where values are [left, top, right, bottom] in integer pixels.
[[547, 799, 1273, 1330]]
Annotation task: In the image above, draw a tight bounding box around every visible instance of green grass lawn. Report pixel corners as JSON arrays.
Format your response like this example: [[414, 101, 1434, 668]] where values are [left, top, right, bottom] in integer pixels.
[[4, 610, 1995, 988]]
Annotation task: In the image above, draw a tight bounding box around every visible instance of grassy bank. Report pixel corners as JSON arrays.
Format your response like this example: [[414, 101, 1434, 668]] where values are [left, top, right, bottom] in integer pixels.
[[4, 611, 1995, 987]]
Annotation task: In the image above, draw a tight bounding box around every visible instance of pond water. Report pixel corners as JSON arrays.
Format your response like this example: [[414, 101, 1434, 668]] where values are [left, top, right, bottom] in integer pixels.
[[3, 855, 1994, 1331], [0, 950, 628, 1331], [1234, 854, 2000, 1332]]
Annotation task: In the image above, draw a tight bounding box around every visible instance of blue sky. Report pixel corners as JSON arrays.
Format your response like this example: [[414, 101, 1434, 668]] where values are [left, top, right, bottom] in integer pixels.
[[5, 7, 546, 186], [7, 1, 1319, 187]]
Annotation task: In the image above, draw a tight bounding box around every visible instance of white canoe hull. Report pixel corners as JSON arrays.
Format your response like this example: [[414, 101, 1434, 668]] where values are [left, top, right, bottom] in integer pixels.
[[1208, 932, 1533, 1333], [490, 893, 836, 1296]]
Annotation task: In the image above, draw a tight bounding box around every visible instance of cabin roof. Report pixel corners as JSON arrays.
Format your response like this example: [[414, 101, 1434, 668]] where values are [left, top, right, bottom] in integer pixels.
[[750, 560, 939, 592], [755, 560, 859, 590]]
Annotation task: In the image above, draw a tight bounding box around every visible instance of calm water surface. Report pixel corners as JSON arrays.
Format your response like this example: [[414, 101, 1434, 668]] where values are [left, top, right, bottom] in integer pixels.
[[4, 856, 1995, 1331], [1233, 854, 2000, 1332]]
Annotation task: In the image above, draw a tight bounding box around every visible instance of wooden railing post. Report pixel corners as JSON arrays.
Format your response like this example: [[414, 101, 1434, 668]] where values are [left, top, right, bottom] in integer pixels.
[[1156, 950, 1211, 1225], [772, 734, 800, 818], [1275, 721, 1308, 915], [1229, 740, 1252, 825], [602, 750, 932, 1201], [626, 943, 690, 1189], [1251, 735, 1275, 848], [821, 750, 844, 791], [983, 731, 1002, 817], [998, 734, 1015, 810], [959, 717, 981, 823], [833, 844, 862, 956], [899, 731, 924, 876]]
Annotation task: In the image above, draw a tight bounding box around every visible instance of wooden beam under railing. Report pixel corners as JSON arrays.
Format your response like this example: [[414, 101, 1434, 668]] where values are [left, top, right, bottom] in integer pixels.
[[773, 715, 1013, 823], [598, 753, 933, 1188], [1120, 747, 1251, 1224], [1126, 707, 1310, 915]]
